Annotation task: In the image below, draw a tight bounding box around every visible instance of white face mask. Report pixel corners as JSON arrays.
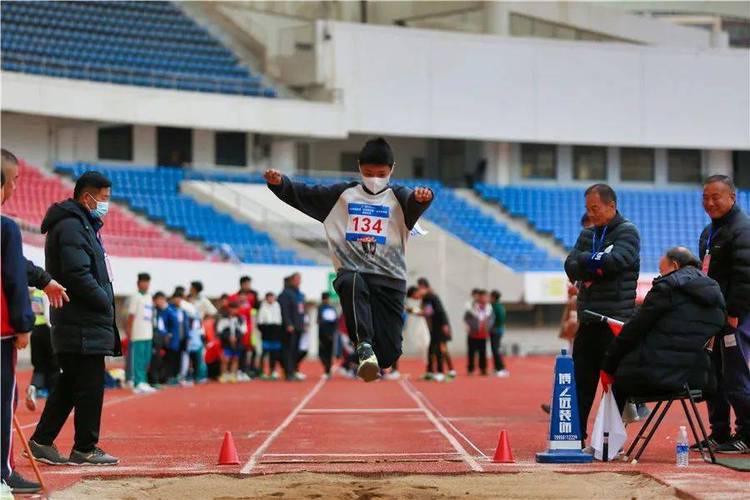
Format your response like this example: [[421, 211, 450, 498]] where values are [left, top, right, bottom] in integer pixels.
[[362, 176, 390, 194]]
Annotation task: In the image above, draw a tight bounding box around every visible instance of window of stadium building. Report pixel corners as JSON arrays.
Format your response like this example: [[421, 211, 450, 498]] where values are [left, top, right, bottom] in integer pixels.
[[668, 149, 702, 183], [521, 144, 557, 179], [98, 125, 133, 161], [573, 146, 607, 180], [215, 132, 247, 167], [620, 148, 655, 182]]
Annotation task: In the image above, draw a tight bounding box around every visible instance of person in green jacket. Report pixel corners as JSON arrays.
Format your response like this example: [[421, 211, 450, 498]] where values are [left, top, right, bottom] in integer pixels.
[[490, 290, 509, 377]]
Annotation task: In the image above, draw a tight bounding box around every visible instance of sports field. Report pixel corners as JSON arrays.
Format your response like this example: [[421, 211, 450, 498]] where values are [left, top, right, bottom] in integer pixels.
[[12, 357, 748, 499]]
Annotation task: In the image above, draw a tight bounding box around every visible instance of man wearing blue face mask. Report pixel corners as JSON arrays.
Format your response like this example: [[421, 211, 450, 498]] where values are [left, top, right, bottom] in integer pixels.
[[28, 170, 121, 467], [266, 137, 433, 382]]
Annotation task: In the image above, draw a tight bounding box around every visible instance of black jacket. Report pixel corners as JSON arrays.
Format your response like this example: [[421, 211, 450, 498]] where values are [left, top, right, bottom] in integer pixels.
[[41, 199, 121, 356], [278, 286, 304, 333], [602, 266, 725, 393], [26, 259, 51, 290], [565, 212, 640, 321], [699, 204, 750, 320]]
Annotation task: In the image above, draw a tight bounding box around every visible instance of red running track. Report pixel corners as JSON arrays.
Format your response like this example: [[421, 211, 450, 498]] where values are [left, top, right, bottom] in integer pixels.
[[10, 357, 748, 498]]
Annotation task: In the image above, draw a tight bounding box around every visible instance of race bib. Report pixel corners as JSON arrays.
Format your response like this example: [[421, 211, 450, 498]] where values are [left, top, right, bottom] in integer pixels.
[[346, 203, 389, 244]]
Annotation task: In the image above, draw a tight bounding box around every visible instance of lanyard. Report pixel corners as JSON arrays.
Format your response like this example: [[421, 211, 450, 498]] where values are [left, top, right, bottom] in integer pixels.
[[592, 226, 608, 253], [705, 227, 714, 256]]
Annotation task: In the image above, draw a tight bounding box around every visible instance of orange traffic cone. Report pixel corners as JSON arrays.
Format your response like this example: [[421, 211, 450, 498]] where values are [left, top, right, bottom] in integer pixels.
[[492, 429, 515, 463], [218, 431, 240, 465]]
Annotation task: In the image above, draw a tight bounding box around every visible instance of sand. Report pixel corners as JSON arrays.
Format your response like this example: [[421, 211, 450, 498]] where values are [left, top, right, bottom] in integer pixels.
[[55, 470, 680, 499]]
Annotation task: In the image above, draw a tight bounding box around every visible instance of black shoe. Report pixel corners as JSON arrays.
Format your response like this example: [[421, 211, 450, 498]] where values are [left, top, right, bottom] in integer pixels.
[[541, 404, 551, 415], [714, 434, 750, 454], [689, 434, 728, 452], [356, 342, 379, 383], [69, 447, 119, 466], [26, 439, 69, 465], [6, 471, 41, 494]]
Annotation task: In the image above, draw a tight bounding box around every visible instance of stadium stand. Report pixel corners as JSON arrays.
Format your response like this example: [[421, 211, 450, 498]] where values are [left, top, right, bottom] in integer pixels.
[[4, 160, 206, 260], [0, 0, 277, 97], [54, 163, 316, 266], [476, 184, 750, 272]]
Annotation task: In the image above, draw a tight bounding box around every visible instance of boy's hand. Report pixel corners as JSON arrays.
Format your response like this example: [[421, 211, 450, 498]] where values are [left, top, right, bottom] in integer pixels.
[[264, 169, 283, 186], [15, 332, 30, 349], [414, 187, 433, 203]]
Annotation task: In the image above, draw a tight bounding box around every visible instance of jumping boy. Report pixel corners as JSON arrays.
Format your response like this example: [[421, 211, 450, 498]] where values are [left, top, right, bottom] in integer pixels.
[[265, 137, 433, 382]]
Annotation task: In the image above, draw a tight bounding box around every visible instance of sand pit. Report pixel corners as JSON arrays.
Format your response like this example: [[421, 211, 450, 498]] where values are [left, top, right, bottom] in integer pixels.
[[55, 470, 680, 499]]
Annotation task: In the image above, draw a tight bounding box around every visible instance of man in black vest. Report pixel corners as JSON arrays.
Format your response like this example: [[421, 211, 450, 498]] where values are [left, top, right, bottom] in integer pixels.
[[565, 184, 640, 444], [29, 171, 121, 466], [696, 175, 750, 454]]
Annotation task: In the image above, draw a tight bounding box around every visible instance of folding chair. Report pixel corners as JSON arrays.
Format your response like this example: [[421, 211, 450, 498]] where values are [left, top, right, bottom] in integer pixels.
[[624, 383, 715, 464]]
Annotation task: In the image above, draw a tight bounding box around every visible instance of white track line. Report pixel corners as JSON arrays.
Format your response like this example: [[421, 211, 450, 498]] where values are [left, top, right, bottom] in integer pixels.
[[240, 377, 327, 474], [299, 408, 422, 414], [264, 452, 458, 457], [405, 384, 489, 460], [399, 379, 484, 472]]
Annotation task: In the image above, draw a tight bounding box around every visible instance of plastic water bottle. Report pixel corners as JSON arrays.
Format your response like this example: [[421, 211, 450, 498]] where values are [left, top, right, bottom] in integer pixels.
[[676, 426, 689, 467]]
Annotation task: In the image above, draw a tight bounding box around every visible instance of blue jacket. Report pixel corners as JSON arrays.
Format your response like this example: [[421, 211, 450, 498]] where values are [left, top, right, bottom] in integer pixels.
[[156, 305, 183, 352], [1, 216, 34, 337]]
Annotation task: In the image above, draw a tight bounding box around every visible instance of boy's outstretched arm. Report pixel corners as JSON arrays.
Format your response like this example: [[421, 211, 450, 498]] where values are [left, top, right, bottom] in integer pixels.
[[392, 185, 434, 230], [265, 169, 351, 223]]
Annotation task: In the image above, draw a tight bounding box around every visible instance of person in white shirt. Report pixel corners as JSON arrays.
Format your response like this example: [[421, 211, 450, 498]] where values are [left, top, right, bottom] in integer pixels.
[[127, 273, 156, 393], [257, 293, 283, 379], [189, 281, 217, 320]]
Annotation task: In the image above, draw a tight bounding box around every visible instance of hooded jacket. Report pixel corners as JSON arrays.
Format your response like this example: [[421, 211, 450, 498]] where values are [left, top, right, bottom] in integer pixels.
[[602, 266, 725, 394], [565, 212, 640, 321], [41, 199, 121, 356]]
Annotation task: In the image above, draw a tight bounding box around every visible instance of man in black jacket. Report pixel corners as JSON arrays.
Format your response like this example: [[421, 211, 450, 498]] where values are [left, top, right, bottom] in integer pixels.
[[29, 171, 121, 466], [278, 273, 305, 381], [565, 184, 640, 443], [696, 175, 750, 454], [601, 247, 725, 409]]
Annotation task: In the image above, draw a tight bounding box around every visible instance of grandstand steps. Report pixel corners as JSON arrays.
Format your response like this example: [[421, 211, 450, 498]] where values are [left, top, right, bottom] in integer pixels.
[[180, 181, 330, 266], [453, 188, 568, 261]]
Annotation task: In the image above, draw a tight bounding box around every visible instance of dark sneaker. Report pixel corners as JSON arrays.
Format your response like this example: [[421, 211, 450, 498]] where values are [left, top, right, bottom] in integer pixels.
[[356, 343, 379, 383], [6, 471, 41, 494], [714, 435, 750, 454], [69, 447, 119, 466], [689, 434, 728, 452], [27, 439, 69, 465]]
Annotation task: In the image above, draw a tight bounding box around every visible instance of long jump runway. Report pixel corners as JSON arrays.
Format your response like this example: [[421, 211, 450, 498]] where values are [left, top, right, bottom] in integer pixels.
[[11, 357, 748, 498]]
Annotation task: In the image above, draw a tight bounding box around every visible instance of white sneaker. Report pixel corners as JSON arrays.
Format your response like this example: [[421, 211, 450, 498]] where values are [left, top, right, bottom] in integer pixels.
[[448, 370, 457, 378], [434, 373, 446, 382], [383, 370, 401, 381], [270, 371, 280, 380], [293, 372, 307, 381], [236, 372, 251, 382], [495, 369, 510, 378], [0, 480, 13, 500]]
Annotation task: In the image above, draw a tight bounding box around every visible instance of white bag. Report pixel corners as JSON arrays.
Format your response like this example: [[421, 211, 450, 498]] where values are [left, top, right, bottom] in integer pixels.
[[591, 390, 628, 461]]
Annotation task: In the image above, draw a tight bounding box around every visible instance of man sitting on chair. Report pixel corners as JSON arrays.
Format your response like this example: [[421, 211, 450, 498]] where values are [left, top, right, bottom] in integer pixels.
[[601, 247, 726, 410]]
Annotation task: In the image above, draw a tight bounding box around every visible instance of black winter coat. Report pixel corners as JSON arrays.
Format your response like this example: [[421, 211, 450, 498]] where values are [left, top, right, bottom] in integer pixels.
[[602, 266, 725, 394], [564, 212, 640, 321], [278, 286, 304, 333], [699, 204, 750, 320], [41, 200, 121, 356]]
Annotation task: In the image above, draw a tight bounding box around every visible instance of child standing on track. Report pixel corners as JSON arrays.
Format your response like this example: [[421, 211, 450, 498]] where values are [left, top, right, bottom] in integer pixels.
[[266, 137, 434, 382], [464, 290, 494, 376], [258, 292, 283, 379], [217, 301, 246, 383]]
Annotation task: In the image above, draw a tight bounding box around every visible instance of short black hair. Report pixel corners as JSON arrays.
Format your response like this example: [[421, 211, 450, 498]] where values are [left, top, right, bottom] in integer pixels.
[[407, 286, 419, 298], [321, 292, 330, 301], [358, 137, 394, 167], [191, 281, 203, 293], [704, 175, 736, 193], [265, 292, 274, 298], [584, 183, 617, 205], [172, 286, 185, 299], [417, 277, 430, 288], [490, 290, 501, 300], [153, 291, 166, 300], [137, 273, 151, 282], [665, 247, 701, 269], [1, 148, 19, 187], [471, 288, 480, 296], [74, 171, 112, 200], [240, 276, 251, 285]]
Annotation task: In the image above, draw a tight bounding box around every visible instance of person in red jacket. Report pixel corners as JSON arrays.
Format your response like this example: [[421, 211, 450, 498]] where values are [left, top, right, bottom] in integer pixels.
[[463, 290, 495, 376], [228, 276, 258, 378]]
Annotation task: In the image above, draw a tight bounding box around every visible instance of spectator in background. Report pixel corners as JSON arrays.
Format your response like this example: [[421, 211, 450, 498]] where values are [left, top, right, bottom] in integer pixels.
[[29, 170, 121, 466], [172, 286, 200, 385], [1, 162, 41, 492], [127, 273, 156, 394], [489, 290, 509, 378], [150, 292, 171, 385], [229, 277, 256, 379], [162, 290, 187, 385], [26, 288, 59, 411], [189, 280, 217, 320], [217, 300, 246, 383], [696, 175, 750, 454], [465, 290, 494, 376], [317, 292, 338, 378], [418, 278, 452, 382], [564, 183, 640, 446], [297, 308, 311, 378], [279, 273, 305, 381], [402, 286, 430, 362], [257, 292, 283, 380]]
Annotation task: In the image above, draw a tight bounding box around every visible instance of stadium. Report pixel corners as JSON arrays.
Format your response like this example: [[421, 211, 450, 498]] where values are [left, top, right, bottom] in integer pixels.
[[0, 0, 749, 498]]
